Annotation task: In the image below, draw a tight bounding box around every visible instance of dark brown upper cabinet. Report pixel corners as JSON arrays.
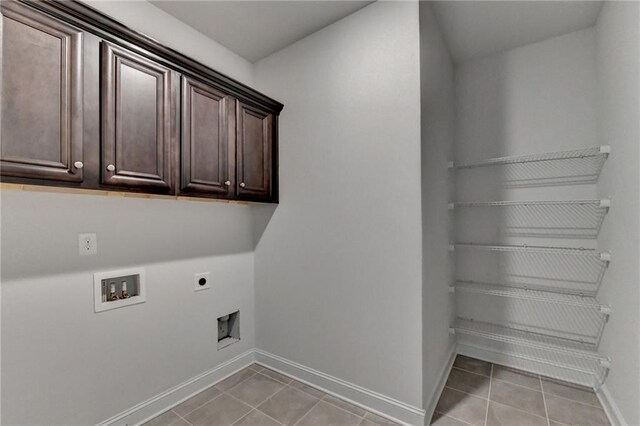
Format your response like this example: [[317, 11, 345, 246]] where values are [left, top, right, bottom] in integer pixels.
[[0, 1, 84, 182], [101, 42, 174, 192], [1, 0, 282, 202], [236, 101, 276, 201], [180, 76, 234, 197]]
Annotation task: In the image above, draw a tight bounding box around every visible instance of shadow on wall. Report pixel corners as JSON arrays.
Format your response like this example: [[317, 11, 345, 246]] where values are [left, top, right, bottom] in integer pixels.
[[0, 189, 277, 281]]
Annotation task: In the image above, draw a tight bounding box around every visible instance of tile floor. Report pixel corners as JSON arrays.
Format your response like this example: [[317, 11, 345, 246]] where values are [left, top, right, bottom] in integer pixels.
[[432, 355, 610, 426], [144, 364, 400, 426]]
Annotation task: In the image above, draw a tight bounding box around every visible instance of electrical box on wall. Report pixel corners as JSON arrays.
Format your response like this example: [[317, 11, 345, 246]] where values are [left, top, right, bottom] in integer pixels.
[[94, 267, 146, 312], [218, 310, 240, 350]]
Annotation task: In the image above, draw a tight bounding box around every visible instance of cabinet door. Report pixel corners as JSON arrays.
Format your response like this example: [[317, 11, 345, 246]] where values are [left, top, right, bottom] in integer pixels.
[[236, 101, 275, 201], [1, 3, 83, 182], [101, 42, 173, 191], [180, 76, 234, 197]]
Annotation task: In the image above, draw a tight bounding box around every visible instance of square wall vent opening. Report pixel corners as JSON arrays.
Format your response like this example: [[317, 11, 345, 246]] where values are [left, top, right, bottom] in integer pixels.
[[218, 310, 239, 350]]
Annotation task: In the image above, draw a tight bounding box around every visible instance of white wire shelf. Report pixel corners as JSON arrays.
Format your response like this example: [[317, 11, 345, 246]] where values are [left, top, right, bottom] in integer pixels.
[[451, 243, 610, 259], [448, 146, 610, 186], [453, 243, 610, 296], [453, 318, 608, 361], [454, 282, 608, 345], [450, 199, 610, 208], [453, 281, 608, 311], [453, 318, 610, 388], [449, 199, 610, 238]]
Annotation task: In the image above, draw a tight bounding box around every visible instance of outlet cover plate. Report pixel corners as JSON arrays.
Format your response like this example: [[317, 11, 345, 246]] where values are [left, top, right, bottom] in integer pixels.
[[79, 233, 97, 256], [194, 272, 211, 292]]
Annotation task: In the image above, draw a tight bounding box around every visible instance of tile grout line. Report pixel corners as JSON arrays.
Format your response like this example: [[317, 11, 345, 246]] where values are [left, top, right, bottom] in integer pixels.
[[433, 411, 476, 426], [260, 410, 288, 426], [540, 376, 551, 426], [170, 409, 194, 426], [223, 369, 260, 394], [293, 397, 323, 426], [445, 376, 550, 423], [541, 390, 606, 409], [443, 382, 559, 422], [484, 364, 493, 426], [257, 369, 294, 386], [255, 368, 384, 425], [443, 386, 488, 401], [170, 387, 226, 419], [147, 368, 258, 424], [451, 366, 492, 379], [252, 366, 395, 426], [434, 409, 482, 426], [231, 408, 287, 426], [165, 366, 261, 422], [252, 378, 291, 407], [154, 364, 393, 426], [224, 386, 280, 411], [229, 408, 257, 426], [245, 381, 294, 422], [151, 364, 388, 426], [320, 395, 369, 420], [487, 376, 545, 393], [489, 399, 549, 422]]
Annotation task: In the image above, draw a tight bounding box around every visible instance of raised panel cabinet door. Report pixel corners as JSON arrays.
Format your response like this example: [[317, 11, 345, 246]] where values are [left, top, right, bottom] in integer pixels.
[[0, 2, 83, 182], [101, 42, 173, 191], [236, 101, 275, 201], [180, 76, 234, 196]]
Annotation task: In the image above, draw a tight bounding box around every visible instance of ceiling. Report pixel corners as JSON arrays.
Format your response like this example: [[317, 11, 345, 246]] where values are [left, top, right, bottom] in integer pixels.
[[431, 1, 604, 64], [150, 0, 373, 63]]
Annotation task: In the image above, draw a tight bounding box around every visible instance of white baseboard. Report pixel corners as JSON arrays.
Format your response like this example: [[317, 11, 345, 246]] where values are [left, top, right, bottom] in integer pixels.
[[424, 346, 456, 424], [97, 350, 256, 426], [597, 384, 627, 426], [254, 349, 425, 426], [96, 349, 426, 426], [93, 345, 629, 426]]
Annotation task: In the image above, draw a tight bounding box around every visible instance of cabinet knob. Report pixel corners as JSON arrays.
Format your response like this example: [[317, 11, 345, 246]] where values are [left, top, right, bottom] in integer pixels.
[[106, 164, 115, 172], [224, 180, 231, 186], [239, 182, 246, 188], [73, 161, 84, 169]]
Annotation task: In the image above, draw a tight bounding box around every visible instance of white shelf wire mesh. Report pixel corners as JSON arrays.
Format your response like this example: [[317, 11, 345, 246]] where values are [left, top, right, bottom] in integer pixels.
[[449, 199, 610, 238], [452, 243, 609, 256], [453, 243, 610, 296], [454, 318, 610, 388], [453, 281, 605, 310], [449, 146, 610, 187], [454, 282, 609, 346]]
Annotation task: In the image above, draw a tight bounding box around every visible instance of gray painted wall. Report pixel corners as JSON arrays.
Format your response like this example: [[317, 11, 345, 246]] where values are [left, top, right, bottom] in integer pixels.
[[0, 2, 258, 424], [253, 1, 424, 409], [418, 3, 456, 421], [595, 2, 640, 424]]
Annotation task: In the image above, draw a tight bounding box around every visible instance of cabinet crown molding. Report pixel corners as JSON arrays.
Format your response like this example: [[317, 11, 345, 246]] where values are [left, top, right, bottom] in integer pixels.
[[12, 0, 284, 114]]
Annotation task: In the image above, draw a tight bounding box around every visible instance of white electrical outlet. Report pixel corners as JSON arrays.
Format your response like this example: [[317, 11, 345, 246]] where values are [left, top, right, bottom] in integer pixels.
[[78, 233, 97, 256], [194, 272, 211, 292]]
